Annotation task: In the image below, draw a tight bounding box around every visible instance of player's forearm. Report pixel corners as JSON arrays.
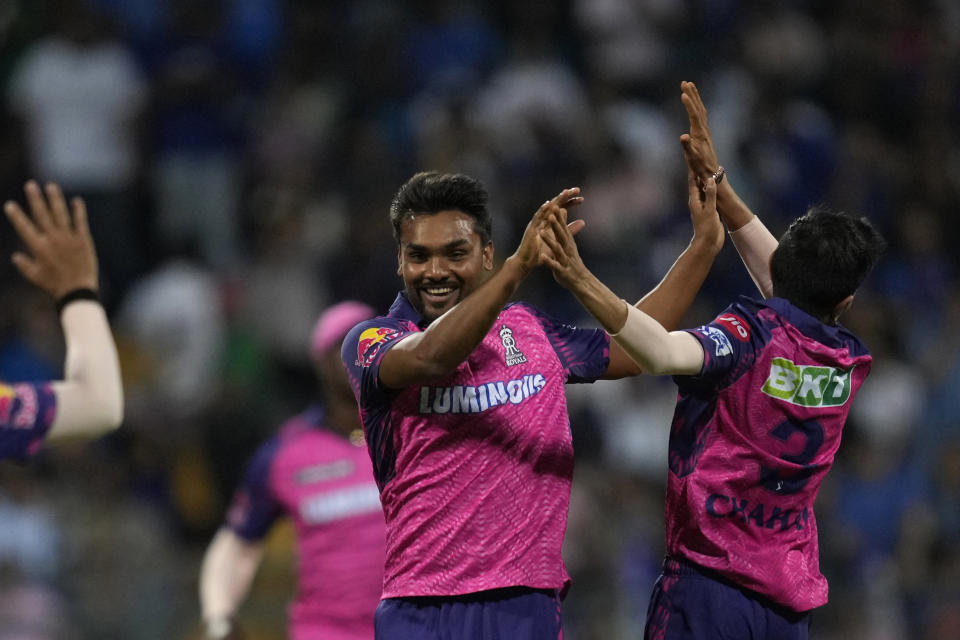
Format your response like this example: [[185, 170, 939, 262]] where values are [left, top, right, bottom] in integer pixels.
[[728, 215, 778, 298], [49, 300, 123, 439], [716, 179, 756, 231], [634, 238, 720, 331], [200, 530, 263, 626], [562, 265, 629, 335], [611, 305, 704, 375], [391, 256, 528, 382]]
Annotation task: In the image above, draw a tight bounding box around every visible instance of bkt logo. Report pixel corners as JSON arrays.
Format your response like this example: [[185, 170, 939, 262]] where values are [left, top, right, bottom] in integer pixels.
[[761, 357, 853, 407]]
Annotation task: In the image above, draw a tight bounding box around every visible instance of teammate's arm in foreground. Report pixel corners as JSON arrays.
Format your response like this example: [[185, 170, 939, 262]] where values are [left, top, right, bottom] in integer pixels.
[[679, 80, 778, 297], [199, 528, 261, 639], [4, 181, 123, 439], [602, 154, 726, 378], [542, 173, 720, 376], [378, 188, 584, 388]]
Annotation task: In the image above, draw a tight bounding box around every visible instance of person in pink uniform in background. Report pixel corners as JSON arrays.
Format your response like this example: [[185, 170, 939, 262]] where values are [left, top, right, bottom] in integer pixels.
[[536, 81, 886, 640], [340, 169, 766, 639], [199, 301, 385, 640], [1, 180, 123, 459]]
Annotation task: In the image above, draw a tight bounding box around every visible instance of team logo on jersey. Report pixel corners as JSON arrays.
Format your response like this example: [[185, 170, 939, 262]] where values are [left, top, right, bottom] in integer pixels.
[[499, 325, 527, 366], [356, 326, 402, 367], [761, 357, 853, 407], [700, 326, 732, 357]]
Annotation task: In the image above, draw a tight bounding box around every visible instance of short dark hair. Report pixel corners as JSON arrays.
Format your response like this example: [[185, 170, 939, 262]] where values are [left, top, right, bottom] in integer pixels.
[[389, 171, 492, 244], [770, 206, 886, 320]]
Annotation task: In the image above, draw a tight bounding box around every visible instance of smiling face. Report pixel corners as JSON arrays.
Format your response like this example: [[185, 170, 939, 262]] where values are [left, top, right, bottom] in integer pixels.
[[397, 210, 494, 323]]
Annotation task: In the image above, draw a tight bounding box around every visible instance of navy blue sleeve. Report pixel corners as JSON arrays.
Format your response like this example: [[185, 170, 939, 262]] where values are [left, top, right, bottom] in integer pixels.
[[0, 382, 56, 461], [676, 302, 765, 390], [519, 304, 611, 384], [225, 437, 284, 542], [341, 317, 414, 405]]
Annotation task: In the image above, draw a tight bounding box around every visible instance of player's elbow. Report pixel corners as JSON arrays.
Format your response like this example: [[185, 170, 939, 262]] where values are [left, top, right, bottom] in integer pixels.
[[642, 359, 675, 376], [103, 398, 124, 432], [88, 388, 125, 434]]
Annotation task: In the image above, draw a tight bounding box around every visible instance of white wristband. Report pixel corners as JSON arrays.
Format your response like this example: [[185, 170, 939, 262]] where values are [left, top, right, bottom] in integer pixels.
[[729, 216, 777, 298]]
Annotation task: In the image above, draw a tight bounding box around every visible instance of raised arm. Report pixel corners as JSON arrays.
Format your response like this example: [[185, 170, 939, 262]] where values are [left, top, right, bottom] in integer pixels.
[[199, 528, 263, 640], [378, 188, 583, 388], [5, 181, 123, 439], [679, 80, 777, 298], [540, 175, 714, 377], [597, 156, 724, 378]]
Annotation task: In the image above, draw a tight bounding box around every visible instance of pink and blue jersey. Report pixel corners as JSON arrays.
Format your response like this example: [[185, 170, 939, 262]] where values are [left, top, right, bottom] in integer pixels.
[[227, 407, 386, 640], [667, 296, 872, 612], [0, 382, 56, 460], [341, 293, 610, 599]]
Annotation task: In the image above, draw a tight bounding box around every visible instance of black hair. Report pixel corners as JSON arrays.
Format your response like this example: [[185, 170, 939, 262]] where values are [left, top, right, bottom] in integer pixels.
[[389, 171, 492, 244], [770, 206, 887, 321]]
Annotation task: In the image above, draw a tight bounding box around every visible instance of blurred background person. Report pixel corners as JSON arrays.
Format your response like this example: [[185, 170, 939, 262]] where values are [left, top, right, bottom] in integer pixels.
[[199, 301, 384, 640]]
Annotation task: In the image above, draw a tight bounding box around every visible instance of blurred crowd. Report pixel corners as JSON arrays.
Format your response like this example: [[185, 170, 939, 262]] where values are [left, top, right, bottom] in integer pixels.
[[0, 0, 958, 638]]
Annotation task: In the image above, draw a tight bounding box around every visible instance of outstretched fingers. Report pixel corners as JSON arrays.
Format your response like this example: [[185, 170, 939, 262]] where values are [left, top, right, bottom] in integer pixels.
[[681, 81, 707, 125], [549, 187, 582, 210], [71, 196, 92, 242], [4, 199, 42, 250], [23, 181, 55, 232], [539, 221, 565, 260], [45, 182, 71, 228], [567, 218, 586, 237]]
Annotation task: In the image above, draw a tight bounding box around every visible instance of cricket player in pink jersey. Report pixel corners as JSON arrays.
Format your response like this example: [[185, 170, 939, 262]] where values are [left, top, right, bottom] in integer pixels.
[[199, 302, 385, 640], [340, 171, 738, 639], [0, 180, 123, 460], [536, 81, 887, 640]]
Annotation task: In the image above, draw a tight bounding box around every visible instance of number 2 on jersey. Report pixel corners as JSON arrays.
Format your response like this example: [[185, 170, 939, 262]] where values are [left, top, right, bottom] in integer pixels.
[[759, 418, 825, 495]]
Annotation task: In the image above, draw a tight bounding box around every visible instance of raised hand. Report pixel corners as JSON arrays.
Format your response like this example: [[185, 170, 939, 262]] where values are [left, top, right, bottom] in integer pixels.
[[679, 81, 722, 186], [513, 187, 583, 273], [687, 169, 724, 254], [5, 181, 99, 299], [539, 201, 588, 290]]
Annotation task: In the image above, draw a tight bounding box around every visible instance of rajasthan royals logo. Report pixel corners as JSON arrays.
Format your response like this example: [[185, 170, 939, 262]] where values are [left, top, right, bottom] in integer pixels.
[[499, 325, 527, 366], [356, 326, 402, 367]]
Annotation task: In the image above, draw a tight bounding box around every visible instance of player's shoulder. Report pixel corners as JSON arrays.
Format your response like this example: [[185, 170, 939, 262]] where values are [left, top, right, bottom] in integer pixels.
[[720, 296, 768, 322], [343, 314, 406, 340], [341, 315, 414, 367], [503, 300, 579, 330], [503, 300, 539, 316], [698, 296, 769, 341]]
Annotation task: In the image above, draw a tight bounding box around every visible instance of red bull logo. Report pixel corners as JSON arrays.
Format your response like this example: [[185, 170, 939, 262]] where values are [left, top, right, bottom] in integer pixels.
[[356, 326, 402, 367]]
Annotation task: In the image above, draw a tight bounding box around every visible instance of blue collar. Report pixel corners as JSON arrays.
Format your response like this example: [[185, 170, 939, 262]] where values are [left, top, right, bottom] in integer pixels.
[[752, 296, 858, 351], [387, 291, 427, 328]]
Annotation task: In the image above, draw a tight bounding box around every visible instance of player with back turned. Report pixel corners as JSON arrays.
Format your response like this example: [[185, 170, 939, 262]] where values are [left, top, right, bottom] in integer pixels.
[[339, 170, 773, 639], [0, 180, 123, 460], [536, 81, 886, 640]]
